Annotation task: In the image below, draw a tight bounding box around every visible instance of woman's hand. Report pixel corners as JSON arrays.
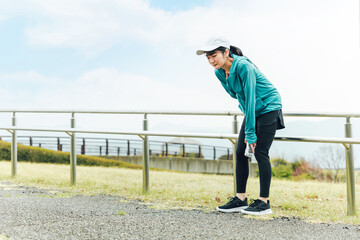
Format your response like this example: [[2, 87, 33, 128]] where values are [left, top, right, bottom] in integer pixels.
[[244, 139, 257, 153]]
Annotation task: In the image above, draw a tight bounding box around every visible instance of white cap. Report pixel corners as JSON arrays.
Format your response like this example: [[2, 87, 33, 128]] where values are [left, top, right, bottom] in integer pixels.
[[196, 36, 230, 55]]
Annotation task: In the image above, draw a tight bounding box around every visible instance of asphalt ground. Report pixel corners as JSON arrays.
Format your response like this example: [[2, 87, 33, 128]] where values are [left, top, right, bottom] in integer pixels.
[[0, 181, 360, 240]]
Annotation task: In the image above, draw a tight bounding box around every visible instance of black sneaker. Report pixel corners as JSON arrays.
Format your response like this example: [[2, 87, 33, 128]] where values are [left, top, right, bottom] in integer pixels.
[[216, 197, 248, 213], [241, 199, 273, 215]]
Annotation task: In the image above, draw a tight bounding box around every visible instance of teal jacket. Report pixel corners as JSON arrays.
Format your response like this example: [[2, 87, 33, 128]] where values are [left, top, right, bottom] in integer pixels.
[[215, 55, 282, 144]]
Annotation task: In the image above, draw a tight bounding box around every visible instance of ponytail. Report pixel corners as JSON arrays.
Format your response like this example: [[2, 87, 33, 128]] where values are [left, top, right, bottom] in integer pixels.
[[229, 45, 259, 69], [229, 45, 243, 56]]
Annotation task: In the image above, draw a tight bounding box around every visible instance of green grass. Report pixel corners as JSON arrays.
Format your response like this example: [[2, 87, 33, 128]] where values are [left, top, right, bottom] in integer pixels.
[[1, 160, 360, 224], [117, 210, 127, 215], [0, 234, 9, 240]]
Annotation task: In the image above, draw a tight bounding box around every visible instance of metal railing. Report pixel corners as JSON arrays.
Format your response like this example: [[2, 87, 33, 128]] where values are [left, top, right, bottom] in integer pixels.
[[0, 110, 359, 216], [0, 135, 232, 159]]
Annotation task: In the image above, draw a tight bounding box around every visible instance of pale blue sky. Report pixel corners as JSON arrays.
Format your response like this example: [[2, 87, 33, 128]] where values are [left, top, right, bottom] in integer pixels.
[[0, 0, 217, 92], [0, 0, 358, 112], [149, 0, 210, 11], [0, 0, 359, 164]]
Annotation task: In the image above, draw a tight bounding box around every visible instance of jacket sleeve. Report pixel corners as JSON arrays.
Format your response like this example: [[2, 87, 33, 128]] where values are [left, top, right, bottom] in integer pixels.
[[215, 70, 237, 99], [239, 64, 257, 145]]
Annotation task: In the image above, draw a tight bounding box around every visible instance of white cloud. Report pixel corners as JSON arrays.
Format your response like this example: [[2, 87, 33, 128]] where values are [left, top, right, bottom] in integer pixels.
[[0, 69, 236, 111], [3, 0, 359, 55], [0, 69, 239, 134], [19, 0, 172, 53], [0, 71, 61, 84], [0, 0, 359, 113]]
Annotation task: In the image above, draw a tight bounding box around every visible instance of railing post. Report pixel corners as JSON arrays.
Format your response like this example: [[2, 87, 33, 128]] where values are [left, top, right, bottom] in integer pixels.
[[70, 113, 76, 185], [105, 139, 109, 155], [143, 113, 150, 193], [81, 138, 85, 155], [11, 112, 17, 178], [127, 140, 130, 156], [232, 115, 238, 196], [345, 117, 356, 216], [57, 137, 60, 151]]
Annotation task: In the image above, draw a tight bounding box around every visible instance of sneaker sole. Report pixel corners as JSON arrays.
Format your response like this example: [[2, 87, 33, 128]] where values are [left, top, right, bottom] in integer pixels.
[[216, 206, 248, 213], [240, 209, 273, 215]]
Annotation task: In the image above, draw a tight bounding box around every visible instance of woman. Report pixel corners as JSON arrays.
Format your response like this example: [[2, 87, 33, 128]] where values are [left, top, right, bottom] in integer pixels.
[[196, 37, 285, 215]]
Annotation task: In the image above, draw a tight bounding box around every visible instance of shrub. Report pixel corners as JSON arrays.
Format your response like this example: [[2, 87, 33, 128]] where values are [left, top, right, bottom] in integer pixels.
[[185, 152, 205, 158], [0, 141, 141, 169], [271, 157, 293, 179], [292, 158, 324, 181], [271, 157, 289, 167], [322, 169, 346, 183], [272, 164, 293, 179], [270, 157, 325, 180], [154, 152, 204, 159]]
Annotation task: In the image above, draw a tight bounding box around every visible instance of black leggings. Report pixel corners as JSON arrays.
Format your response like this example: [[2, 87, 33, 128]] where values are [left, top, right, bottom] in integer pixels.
[[235, 110, 279, 198]]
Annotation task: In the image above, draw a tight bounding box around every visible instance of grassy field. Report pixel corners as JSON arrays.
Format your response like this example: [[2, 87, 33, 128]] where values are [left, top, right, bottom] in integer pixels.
[[0, 235, 9, 240], [0, 160, 359, 224]]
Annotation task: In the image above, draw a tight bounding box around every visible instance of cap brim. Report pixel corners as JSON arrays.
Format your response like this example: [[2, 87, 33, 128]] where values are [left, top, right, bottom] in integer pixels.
[[196, 50, 206, 55], [196, 43, 225, 56], [196, 46, 217, 55]]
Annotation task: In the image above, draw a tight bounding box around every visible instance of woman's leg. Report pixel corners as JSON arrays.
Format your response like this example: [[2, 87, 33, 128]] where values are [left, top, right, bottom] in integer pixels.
[[215, 123, 249, 212], [254, 111, 279, 198], [235, 119, 249, 197]]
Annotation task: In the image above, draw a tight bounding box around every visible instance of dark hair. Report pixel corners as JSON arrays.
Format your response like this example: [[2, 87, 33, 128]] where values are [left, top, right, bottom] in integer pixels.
[[230, 45, 243, 56], [205, 45, 259, 69], [205, 45, 243, 57]]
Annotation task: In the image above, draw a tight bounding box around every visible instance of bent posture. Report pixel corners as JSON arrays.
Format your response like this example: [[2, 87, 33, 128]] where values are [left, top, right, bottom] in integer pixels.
[[196, 37, 285, 215]]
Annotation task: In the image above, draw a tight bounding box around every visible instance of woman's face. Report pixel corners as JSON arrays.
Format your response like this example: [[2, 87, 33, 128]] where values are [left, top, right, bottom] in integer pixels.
[[206, 51, 226, 69]]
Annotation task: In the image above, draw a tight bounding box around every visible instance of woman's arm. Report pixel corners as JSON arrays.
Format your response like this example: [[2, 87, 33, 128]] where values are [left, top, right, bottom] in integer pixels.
[[240, 64, 258, 145]]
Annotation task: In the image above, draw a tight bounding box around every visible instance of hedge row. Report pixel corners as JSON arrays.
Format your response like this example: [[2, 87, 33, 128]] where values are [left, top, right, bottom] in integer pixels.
[[0, 141, 141, 169]]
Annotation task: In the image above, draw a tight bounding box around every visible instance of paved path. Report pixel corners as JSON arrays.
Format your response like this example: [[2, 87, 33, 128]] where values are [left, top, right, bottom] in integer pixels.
[[0, 181, 360, 240]]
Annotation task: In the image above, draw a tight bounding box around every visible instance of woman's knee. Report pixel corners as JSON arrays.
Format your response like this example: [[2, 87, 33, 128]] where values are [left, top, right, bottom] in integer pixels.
[[236, 142, 246, 156], [254, 149, 270, 163]]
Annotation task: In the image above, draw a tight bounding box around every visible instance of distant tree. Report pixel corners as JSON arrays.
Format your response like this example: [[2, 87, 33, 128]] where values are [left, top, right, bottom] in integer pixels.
[[314, 145, 345, 182]]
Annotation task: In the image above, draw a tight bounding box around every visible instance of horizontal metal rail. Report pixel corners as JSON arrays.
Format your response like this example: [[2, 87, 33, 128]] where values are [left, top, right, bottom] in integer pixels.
[[0, 109, 359, 118], [1, 127, 360, 145]]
